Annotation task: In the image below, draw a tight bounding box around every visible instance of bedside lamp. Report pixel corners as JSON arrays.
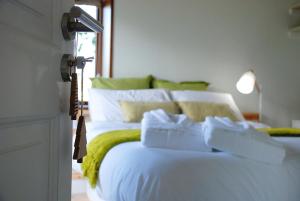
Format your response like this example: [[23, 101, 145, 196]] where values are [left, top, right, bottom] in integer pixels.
[[236, 70, 262, 122]]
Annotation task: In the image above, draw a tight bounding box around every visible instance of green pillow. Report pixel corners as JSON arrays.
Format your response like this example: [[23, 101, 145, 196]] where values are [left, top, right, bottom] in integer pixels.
[[91, 75, 152, 90], [153, 79, 209, 91], [120, 101, 180, 122], [177, 101, 238, 122]]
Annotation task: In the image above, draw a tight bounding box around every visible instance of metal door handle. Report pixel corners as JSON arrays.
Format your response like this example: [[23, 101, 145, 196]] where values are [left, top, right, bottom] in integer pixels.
[[60, 54, 95, 82]]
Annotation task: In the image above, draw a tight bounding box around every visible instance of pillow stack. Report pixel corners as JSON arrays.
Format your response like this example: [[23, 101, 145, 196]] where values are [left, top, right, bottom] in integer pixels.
[[89, 75, 243, 123], [90, 75, 210, 91]]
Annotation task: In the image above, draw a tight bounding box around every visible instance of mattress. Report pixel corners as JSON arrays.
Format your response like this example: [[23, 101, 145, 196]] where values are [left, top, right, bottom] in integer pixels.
[[82, 121, 300, 201]]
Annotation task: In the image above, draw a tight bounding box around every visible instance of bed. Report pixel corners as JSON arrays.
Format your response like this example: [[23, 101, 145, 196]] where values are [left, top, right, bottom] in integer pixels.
[[75, 87, 300, 201], [82, 121, 300, 201]]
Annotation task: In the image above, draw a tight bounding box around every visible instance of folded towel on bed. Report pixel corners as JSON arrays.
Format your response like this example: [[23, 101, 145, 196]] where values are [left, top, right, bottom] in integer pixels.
[[141, 109, 210, 152], [82, 129, 140, 188], [203, 117, 286, 164]]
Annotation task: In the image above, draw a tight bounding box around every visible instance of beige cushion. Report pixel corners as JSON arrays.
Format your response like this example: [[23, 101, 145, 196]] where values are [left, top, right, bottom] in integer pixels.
[[120, 101, 180, 122], [177, 101, 238, 122]]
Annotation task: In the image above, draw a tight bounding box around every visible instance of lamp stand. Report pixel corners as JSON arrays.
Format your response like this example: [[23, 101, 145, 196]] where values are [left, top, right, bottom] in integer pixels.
[[255, 82, 262, 122], [258, 91, 262, 122]]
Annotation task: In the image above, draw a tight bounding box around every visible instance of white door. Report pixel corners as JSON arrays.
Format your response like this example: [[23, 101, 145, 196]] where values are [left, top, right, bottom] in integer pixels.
[[0, 0, 74, 200]]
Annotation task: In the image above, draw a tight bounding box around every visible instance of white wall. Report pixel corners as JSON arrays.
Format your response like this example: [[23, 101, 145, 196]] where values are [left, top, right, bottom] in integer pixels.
[[113, 0, 300, 127]]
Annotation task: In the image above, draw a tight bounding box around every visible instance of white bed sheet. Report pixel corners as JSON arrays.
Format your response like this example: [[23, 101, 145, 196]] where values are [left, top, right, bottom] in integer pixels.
[[84, 122, 300, 201]]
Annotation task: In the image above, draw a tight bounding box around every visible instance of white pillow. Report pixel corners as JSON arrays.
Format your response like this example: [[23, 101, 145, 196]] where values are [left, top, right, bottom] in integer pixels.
[[171, 91, 245, 121], [88, 89, 172, 121]]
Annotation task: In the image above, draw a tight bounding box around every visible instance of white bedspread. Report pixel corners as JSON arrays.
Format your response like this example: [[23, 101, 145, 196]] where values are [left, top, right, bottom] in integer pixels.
[[84, 122, 300, 201]]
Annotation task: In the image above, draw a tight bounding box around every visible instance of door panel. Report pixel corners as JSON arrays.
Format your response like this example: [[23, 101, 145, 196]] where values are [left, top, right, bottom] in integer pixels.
[[0, 0, 74, 200], [0, 120, 50, 201], [0, 0, 52, 41]]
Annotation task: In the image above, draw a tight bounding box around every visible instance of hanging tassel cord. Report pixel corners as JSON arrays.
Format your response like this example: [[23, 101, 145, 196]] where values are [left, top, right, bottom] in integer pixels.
[[69, 73, 78, 120], [81, 67, 84, 116], [73, 33, 87, 163]]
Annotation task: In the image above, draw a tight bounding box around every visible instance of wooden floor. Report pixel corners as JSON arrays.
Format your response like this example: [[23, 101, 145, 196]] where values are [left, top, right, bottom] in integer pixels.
[[71, 193, 90, 201], [72, 168, 90, 201]]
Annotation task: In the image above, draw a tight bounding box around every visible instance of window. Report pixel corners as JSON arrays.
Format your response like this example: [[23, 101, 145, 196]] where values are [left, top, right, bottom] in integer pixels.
[[75, 2, 114, 102], [75, 5, 98, 101]]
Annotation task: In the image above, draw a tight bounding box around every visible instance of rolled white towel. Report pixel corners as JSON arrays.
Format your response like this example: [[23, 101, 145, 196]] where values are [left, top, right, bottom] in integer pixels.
[[203, 117, 286, 164], [141, 109, 210, 152]]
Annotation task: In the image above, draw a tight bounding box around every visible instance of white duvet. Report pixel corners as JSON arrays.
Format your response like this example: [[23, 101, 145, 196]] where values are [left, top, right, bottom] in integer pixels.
[[83, 121, 300, 201]]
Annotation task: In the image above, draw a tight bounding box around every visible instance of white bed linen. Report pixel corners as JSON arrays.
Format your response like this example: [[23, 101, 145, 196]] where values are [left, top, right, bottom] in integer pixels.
[[84, 122, 300, 201]]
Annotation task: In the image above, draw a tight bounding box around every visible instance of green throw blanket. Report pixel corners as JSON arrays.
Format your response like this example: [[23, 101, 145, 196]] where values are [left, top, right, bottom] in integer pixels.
[[257, 128, 300, 137], [82, 127, 300, 188], [82, 129, 141, 188]]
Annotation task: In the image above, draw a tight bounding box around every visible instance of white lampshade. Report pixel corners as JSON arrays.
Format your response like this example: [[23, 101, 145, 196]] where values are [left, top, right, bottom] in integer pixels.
[[236, 70, 256, 94]]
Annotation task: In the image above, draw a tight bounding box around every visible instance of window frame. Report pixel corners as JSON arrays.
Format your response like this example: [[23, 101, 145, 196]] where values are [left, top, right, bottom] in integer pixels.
[[96, 0, 114, 77]]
